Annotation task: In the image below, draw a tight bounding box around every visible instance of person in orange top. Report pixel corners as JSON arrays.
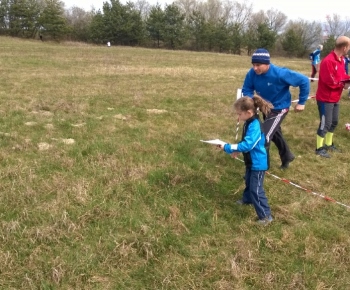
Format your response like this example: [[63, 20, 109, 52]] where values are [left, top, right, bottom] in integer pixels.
[[315, 36, 350, 158]]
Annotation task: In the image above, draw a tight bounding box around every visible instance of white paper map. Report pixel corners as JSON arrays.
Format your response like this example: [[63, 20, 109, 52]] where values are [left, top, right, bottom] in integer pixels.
[[200, 139, 227, 146]]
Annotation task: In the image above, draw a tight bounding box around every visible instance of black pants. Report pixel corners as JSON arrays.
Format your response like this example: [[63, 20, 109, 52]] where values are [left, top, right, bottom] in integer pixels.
[[263, 109, 293, 164]]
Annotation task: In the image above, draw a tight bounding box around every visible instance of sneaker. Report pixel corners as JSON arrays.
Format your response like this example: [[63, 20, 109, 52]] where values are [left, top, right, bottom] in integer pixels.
[[235, 199, 250, 205], [257, 216, 273, 225], [280, 154, 295, 169], [315, 147, 330, 158], [324, 144, 341, 152]]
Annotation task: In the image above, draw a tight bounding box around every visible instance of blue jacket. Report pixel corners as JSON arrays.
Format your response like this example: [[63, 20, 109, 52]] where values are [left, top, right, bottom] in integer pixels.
[[344, 56, 350, 74], [242, 63, 310, 109], [312, 48, 322, 65], [223, 114, 268, 171]]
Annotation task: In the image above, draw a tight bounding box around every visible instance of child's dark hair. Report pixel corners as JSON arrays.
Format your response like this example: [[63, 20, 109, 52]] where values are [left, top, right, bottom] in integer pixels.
[[233, 95, 273, 116]]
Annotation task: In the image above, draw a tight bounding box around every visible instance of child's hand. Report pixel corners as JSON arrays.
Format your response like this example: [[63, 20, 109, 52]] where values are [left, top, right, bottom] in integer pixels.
[[216, 144, 224, 150], [230, 152, 239, 158]]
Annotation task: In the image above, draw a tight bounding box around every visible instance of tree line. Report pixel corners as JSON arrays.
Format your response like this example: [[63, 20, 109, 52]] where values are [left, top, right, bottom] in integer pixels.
[[1, 0, 350, 57]]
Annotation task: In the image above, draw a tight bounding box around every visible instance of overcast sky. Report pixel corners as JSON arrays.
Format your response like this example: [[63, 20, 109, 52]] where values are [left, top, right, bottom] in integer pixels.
[[61, 0, 350, 23]]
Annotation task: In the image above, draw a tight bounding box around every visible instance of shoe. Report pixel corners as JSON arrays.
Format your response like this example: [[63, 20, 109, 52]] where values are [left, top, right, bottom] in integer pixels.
[[257, 216, 273, 225], [280, 155, 295, 169], [324, 144, 341, 152], [236, 199, 250, 205], [315, 147, 330, 158]]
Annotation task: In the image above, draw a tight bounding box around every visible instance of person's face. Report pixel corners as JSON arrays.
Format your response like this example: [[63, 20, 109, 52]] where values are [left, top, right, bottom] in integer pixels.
[[252, 63, 270, 75], [345, 46, 350, 56], [236, 109, 254, 122], [342, 42, 350, 56]]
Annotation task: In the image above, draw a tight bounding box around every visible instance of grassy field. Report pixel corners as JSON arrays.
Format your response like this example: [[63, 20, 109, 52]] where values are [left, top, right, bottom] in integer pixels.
[[1, 36, 350, 289]]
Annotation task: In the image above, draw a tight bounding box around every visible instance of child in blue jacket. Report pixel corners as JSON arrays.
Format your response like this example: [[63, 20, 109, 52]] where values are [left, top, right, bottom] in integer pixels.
[[219, 95, 273, 225], [310, 44, 323, 80]]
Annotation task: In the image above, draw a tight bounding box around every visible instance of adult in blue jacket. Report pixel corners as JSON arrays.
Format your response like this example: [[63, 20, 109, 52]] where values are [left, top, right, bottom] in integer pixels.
[[242, 48, 310, 169]]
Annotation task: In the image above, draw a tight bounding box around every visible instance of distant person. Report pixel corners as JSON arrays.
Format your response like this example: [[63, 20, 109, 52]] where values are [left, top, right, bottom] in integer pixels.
[[39, 34, 43, 41], [344, 54, 350, 98], [344, 54, 350, 74], [242, 48, 310, 169], [218, 95, 273, 225], [310, 44, 323, 81], [315, 36, 350, 157]]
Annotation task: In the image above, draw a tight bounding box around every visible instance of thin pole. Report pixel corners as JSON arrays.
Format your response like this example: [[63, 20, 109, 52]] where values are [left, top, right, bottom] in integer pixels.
[[235, 89, 242, 141]]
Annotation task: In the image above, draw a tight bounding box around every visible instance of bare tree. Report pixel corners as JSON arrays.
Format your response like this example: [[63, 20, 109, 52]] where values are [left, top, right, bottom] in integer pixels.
[[227, 1, 252, 28], [247, 9, 286, 34], [198, 0, 223, 22], [65, 6, 93, 41], [283, 19, 323, 51], [174, 0, 197, 19], [324, 14, 350, 37], [250, 10, 265, 25], [265, 8, 287, 34], [134, 0, 151, 20]]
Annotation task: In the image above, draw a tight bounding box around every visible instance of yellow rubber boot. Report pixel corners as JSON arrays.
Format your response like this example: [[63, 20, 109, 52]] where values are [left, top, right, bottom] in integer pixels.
[[325, 132, 333, 147], [316, 135, 330, 157], [316, 135, 324, 150]]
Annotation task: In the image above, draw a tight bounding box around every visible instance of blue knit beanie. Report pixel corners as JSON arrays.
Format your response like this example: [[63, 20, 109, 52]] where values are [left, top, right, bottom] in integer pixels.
[[252, 48, 270, 64]]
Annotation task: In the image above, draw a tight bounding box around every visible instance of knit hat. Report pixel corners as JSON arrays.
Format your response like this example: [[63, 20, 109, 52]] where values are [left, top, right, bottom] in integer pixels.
[[251, 48, 270, 64]]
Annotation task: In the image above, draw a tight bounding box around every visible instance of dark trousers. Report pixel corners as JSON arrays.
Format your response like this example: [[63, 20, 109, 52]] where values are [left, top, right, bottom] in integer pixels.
[[263, 109, 293, 164], [317, 101, 339, 137], [311, 64, 317, 79], [241, 168, 271, 220]]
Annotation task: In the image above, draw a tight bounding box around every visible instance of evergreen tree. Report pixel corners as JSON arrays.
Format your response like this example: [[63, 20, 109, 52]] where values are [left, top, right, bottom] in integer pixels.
[[243, 26, 259, 55], [3, 0, 41, 38], [65, 6, 93, 42], [146, 4, 164, 48], [281, 28, 304, 57], [214, 18, 231, 52], [88, 10, 105, 43], [23, 0, 41, 37], [256, 22, 276, 51], [122, 2, 145, 46], [0, 0, 10, 34], [162, 3, 185, 49], [101, 0, 144, 46], [8, 0, 28, 36], [186, 10, 207, 51], [38, 0, 69, 41], [322, 35, 336, 56], [230, 23, 242, 54], [204, 20, 216, 51]]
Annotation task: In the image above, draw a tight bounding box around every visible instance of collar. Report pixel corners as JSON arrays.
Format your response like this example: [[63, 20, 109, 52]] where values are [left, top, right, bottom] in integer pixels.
[[246, 113, 259, 123], [331, 50, 344, 62]]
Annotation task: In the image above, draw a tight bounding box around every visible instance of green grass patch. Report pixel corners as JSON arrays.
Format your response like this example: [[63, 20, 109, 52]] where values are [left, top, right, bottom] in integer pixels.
[[1, 36, 350, 289]]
